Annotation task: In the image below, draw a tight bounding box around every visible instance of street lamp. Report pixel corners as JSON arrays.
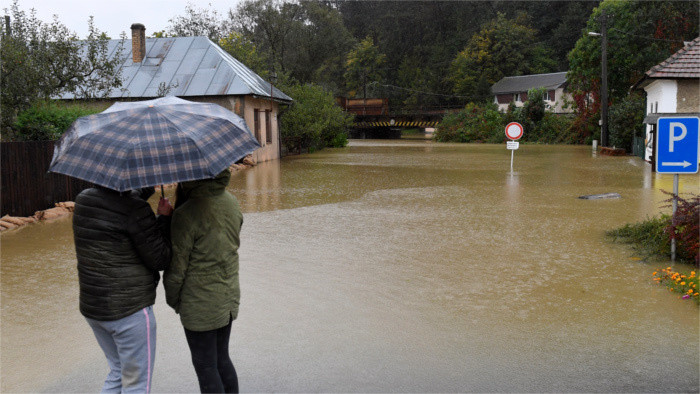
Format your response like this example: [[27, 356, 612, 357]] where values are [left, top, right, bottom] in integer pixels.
[[588, 10, 609, 147]]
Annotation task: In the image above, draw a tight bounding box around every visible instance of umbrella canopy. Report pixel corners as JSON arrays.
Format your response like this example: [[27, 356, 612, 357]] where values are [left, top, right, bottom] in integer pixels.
[[48, 96, 260, 191]]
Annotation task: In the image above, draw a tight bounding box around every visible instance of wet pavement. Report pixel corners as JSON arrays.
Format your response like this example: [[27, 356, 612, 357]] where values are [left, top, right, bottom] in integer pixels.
[[1, 140, 698, 392]]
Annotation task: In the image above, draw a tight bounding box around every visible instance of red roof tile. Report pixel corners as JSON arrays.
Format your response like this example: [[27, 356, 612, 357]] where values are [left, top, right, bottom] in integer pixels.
[[645, 37, 700, 79]]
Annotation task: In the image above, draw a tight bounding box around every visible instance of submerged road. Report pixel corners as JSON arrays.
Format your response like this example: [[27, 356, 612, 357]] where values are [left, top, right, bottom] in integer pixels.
[[2, 140, 698, 392]]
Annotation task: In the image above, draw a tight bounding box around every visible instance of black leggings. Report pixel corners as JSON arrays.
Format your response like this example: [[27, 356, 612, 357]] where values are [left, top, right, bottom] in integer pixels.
[[184, 319, 239, 393]]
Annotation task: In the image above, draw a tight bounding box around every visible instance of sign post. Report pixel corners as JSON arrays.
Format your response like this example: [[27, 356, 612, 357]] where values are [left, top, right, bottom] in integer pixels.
[[655, 116, 699, 261], [505, 122, 523, 171]]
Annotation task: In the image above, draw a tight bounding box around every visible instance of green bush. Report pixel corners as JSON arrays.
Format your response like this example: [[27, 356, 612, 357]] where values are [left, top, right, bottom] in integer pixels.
[[279, 82, 353, 153], [434, 102, 504, 143], [436, 100, 575, 144], [609, 92, 645, 151], [606, 215, 671, 259], [607, 193, 699, 266], [10, 101, 100, 141]]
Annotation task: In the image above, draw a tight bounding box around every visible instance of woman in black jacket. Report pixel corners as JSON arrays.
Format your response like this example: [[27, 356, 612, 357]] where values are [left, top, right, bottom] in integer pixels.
[[73, 186, 172, 393]]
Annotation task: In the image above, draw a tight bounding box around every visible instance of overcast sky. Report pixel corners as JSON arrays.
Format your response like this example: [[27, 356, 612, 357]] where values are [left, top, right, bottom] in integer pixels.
[[3, 0, 239, 38]]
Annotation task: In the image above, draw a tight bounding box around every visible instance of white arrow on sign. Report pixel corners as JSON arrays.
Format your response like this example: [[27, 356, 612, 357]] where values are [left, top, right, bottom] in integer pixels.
[[661, 161, 692, 167]]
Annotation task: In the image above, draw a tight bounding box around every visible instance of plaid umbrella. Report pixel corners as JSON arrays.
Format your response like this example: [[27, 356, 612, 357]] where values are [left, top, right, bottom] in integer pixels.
[[48, 97, 260, 191]]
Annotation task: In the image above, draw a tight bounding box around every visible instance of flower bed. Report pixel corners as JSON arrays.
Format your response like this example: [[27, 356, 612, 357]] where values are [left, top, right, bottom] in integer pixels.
[[653, 267, 699, 304]]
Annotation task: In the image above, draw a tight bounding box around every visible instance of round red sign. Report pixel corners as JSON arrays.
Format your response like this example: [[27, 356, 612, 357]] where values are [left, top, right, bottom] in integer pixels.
[[505, 122, 524, 140]]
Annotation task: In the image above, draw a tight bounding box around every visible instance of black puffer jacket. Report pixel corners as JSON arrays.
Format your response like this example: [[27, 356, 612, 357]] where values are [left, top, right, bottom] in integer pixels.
[[73, 187, 171, 321]]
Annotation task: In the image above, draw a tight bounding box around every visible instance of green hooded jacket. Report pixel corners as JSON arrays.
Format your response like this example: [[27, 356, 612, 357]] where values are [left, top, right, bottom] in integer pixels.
[[164, 170, 242, 331]]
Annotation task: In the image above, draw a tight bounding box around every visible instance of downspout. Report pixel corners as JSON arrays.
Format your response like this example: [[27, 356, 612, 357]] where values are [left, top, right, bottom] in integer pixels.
[[277, 101, 292, 158]]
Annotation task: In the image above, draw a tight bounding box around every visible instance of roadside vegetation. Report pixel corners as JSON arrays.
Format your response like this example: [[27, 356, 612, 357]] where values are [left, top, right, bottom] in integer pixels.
[[4, 0, 697, 153], [278, 80, 353, 153], [10, 102, 103, 141], [606, 194, 699, 304], [435, 89, 575, 144]]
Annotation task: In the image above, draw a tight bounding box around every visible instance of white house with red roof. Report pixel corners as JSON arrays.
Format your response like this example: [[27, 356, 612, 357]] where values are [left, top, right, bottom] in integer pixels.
[[634, 37, 700, 164]]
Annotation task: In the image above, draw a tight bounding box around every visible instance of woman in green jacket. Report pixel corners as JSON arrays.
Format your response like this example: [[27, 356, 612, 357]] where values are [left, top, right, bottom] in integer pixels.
[[164, 169, 242, 393]]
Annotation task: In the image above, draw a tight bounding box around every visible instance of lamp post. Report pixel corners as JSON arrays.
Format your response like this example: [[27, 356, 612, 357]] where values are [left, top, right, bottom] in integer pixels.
[[588, 9, 609, 147]]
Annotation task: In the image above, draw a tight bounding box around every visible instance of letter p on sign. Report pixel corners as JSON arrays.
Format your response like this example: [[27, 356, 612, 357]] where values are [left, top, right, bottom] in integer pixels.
[[656, 117, 699, 174], [669, 122, 687, 152]]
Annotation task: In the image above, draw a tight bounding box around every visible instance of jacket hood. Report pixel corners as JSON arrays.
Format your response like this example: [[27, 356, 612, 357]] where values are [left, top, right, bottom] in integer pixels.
[[176, 169, 231, 203]]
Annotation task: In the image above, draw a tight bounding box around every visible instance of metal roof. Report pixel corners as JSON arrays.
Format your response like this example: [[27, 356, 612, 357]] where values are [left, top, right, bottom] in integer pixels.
[[491, 72, 568, 94], [59, 36, 292, 102]]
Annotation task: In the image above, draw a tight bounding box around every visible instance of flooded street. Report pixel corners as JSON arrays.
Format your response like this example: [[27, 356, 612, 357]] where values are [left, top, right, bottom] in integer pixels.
[[2, 140, 698, 392]]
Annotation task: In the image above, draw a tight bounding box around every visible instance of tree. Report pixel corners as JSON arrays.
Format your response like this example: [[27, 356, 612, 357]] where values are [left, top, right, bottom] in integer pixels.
[[336, 1, 496, 108], [227, 0, 354, 92], [496, 1, 599, 70], [167, 2, 230, 41], [231, 0, 302, 75], [289, 1, 354, 95], [448, 12, 557, 102], [1, 0, 124, 136], [218, 32, 269, 77], [344, 36, 386, 98], [567, 0, 699, 142]]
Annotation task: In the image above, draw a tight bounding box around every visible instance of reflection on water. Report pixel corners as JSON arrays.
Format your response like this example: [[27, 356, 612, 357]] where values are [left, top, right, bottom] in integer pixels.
[[2, 141, 698, 392]]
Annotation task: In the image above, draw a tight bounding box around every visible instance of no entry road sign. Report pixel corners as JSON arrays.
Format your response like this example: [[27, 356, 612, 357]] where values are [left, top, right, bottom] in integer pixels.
[[505, 122, 523, 140], [656, 117, 699, 174]]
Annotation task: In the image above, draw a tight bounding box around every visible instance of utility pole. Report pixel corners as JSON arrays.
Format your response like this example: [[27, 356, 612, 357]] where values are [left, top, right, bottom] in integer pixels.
[[589, 10, 609, 147], [600, 10, 609, 147]]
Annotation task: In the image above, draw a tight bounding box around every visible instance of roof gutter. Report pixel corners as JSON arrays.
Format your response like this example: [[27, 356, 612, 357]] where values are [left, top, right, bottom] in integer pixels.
[[252, 94, 293, 105]]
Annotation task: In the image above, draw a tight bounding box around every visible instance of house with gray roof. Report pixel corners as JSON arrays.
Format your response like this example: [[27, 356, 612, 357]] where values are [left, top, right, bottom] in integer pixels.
[[491, 71, 572, 114], [633, 36, 700, 164], [58, 24, 292, 163]]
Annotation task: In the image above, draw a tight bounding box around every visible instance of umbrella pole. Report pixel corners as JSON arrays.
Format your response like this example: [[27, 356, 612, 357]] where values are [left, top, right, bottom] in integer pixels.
[[161, 185, 165, 198]]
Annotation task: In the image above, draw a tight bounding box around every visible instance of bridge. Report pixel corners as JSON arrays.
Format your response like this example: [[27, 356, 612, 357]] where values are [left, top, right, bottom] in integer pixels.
[[337, 97, 457, 138]]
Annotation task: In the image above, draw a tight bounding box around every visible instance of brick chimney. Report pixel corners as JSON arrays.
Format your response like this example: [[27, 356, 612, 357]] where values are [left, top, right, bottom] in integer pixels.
[[130, 23, 146, 63]]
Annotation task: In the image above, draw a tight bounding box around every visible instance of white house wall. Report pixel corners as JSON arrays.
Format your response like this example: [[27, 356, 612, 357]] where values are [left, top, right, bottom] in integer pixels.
[[494, 88, 573, 114], [645, 80, 678, 113], [550, 88, 574, 114], [642, 80, 677, 162]]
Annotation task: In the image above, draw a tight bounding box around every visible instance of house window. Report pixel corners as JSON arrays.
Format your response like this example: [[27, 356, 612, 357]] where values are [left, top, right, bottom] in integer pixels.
[[496, 94, 511, 104], [254, 109, 262, 144], [265, 110, 272, 143], [546, 90, 555, 101], [514, 93, 521, 102]]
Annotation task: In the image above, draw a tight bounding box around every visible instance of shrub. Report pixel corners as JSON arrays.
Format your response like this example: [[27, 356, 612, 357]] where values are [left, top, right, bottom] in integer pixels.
[[522, 87, 546, 125], [609, 92, 645, 151], [606, 215, 671, 258], [435, 102, 504, 143], [279, 82, 353, 153], [9, 101, 100, 141], [606, 193, 699, 266], [436, 98, 576, 144], [663, 193, 700, 266]]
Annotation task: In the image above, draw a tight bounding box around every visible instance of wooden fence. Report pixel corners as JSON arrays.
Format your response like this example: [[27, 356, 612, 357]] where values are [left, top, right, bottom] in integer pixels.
[[1, 141, 93, 217]]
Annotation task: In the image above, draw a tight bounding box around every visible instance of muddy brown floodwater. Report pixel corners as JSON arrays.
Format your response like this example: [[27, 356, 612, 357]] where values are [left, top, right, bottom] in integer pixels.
[[2, 140, 698, 393]]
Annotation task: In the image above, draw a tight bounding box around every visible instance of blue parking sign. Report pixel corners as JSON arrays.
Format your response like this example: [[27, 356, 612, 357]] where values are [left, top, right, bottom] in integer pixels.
[[656, 117, 699, 174]]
